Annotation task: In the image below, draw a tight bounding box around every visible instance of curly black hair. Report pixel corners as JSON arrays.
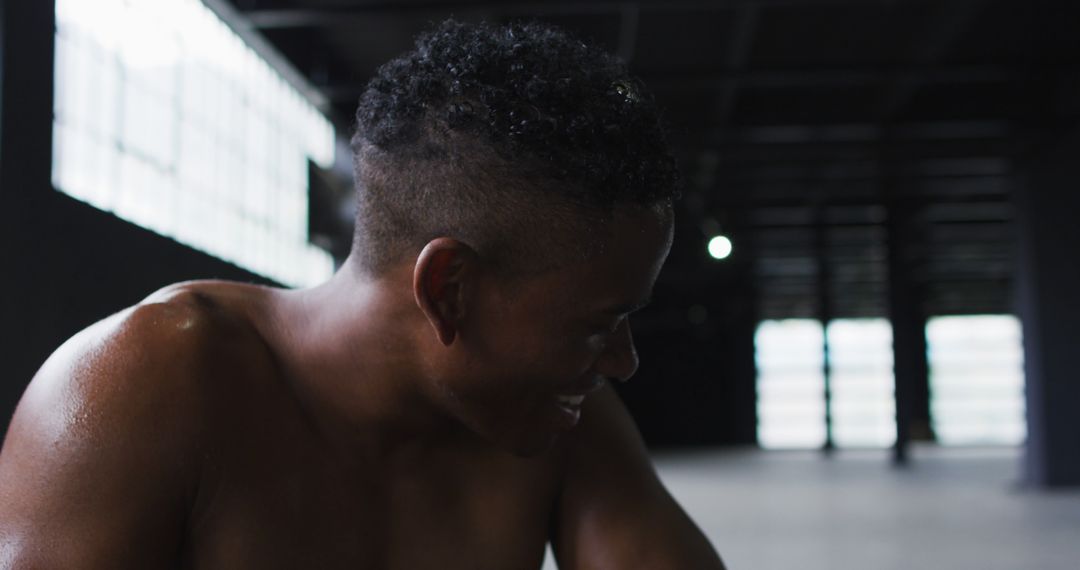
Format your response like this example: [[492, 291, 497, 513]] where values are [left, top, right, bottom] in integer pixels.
[[350, 19, 679, 274]]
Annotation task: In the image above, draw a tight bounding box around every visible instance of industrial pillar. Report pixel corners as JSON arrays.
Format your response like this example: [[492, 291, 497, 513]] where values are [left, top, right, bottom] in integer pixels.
[[886, 199, 930, 465], [1015, 126, 1080, 488], [814, 210, 835, 453], [0, 0, 56, 429]]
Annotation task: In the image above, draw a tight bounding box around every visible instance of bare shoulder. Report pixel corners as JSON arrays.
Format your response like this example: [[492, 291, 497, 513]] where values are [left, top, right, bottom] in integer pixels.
[[11, 281, 254, 436], [0, 282, 262, 478], [551, 385, 725, 569], [0, 282, 266, 566], [555, 384, 654, 491]]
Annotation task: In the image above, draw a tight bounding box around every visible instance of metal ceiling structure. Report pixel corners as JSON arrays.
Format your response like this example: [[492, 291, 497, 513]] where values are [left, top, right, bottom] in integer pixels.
[[223, 0, 1079, 321]]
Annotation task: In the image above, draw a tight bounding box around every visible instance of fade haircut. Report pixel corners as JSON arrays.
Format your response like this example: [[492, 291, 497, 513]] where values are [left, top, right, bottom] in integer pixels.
[[350, 19, 680, 275]]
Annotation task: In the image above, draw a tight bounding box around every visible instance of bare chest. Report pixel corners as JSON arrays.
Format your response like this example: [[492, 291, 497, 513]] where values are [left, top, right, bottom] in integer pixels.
[[181, 436, 561, 569]]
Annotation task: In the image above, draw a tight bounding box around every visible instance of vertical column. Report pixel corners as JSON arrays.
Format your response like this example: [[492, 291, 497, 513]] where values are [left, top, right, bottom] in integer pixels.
[[726, 223, 761, 446], [0, 0, 54, 205], [886, 199, 930, 465], [0, 0, 56, 432], [814, 209, 835, 453], [1016, 127, 1080, 488]]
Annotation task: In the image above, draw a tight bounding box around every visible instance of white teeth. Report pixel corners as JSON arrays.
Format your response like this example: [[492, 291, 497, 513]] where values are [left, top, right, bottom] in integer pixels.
[[556, 394, 585, 407]]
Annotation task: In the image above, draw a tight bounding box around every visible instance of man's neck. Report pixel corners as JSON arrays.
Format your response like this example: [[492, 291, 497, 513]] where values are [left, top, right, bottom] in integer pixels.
[[259, 262, 468, 462]]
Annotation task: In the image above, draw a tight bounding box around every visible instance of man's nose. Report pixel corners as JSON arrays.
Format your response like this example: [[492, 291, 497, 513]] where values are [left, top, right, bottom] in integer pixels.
[[596, 318, 639, 383]]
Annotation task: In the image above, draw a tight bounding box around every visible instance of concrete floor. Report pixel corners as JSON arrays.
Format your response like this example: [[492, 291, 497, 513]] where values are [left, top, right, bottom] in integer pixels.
[[542, 446, 1080, 569]]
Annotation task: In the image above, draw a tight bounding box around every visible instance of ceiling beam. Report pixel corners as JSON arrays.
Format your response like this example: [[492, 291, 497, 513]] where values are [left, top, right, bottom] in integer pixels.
[[643, 64, 1028, 89], [704, 182, 1012, 211], [746, 214, 1014, 231], [712, 3, 761, 125], [878, 0, 988, 121], [239, 0, 932, 29], [713, 156, 1011, 182], [702, 137, 1015, 162], [320, 65, 1030, 103], [704, 120, 1012, 145]]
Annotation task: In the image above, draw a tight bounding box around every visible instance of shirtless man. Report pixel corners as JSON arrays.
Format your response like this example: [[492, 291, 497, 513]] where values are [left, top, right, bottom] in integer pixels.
[[0, 20, 726, 569]]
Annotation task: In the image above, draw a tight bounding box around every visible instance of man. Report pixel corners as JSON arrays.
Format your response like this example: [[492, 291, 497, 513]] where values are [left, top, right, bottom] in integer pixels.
[[0, 19, 725, 569]]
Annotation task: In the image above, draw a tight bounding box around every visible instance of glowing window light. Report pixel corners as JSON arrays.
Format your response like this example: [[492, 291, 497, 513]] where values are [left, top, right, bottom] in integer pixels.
[[755, 319, 827, 449], [927, 315, 1026, 446], [707, 235, 733, 260], [756, 318, 898, 450], [52, 0, 336, 287], [827, 319, 896, 448]]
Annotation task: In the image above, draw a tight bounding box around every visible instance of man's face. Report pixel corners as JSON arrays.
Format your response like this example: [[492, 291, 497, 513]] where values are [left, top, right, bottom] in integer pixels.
[[436, 205, 674, 456]]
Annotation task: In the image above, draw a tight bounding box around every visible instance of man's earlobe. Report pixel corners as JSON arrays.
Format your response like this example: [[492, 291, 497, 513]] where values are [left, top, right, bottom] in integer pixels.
[[413, 238, 472, 346]]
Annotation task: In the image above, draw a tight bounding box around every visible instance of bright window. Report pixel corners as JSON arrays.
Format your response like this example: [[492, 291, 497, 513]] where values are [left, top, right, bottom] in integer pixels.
[[52, 0, 336, 287], [827, 319, 896, 448], [927, 315, 1026, 446], [756, 318, 896, 449], [756, 319, 827, 449]]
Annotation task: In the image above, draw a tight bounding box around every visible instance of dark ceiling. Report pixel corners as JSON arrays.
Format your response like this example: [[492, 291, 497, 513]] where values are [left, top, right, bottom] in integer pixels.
[[223, 0, 1079, 322]]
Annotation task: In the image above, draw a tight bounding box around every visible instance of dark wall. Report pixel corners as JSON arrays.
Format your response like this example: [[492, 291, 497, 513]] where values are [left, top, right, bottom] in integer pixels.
[[1016, 124, 1080, 487], [1, 0, 56, 435], [1, 191, 276, 433], [618, 219, 759, 448], [624, 313, 758, 448]]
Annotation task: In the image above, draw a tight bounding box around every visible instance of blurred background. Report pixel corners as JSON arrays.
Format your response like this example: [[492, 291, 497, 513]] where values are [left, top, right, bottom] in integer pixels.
[[1, 0, 1078, 568]]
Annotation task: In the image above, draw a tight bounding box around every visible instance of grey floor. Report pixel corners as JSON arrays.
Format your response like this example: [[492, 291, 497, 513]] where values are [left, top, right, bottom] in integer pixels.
[[543, 445, 1080, 570]]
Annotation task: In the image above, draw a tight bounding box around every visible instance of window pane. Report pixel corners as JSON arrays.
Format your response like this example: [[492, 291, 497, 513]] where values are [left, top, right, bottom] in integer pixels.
[[756, 319, 827, 449], [927, 315, 1026, 446], [52, 0, 336, 287], [827, 319, 896, 449]]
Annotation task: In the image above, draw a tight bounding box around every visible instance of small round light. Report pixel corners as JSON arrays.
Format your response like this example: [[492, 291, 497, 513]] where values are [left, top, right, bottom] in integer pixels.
[[708, 235, 733, 260]]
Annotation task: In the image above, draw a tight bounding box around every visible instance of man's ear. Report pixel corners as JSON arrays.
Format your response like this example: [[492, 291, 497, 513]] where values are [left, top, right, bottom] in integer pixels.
[[413, 237, 475, 346]]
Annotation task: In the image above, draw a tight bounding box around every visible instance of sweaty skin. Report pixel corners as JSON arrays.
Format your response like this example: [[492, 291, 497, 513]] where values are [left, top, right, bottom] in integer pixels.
[[0, 207, 725, 569]]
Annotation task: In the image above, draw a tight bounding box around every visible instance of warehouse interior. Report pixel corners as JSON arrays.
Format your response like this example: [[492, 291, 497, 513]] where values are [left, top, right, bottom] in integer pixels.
[[1, 1, 1078, 568]]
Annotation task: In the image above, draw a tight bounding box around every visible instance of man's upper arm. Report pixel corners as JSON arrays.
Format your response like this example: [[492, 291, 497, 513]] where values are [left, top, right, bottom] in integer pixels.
[[0, 303, 206, 568], [551, 385, 725, 570]]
